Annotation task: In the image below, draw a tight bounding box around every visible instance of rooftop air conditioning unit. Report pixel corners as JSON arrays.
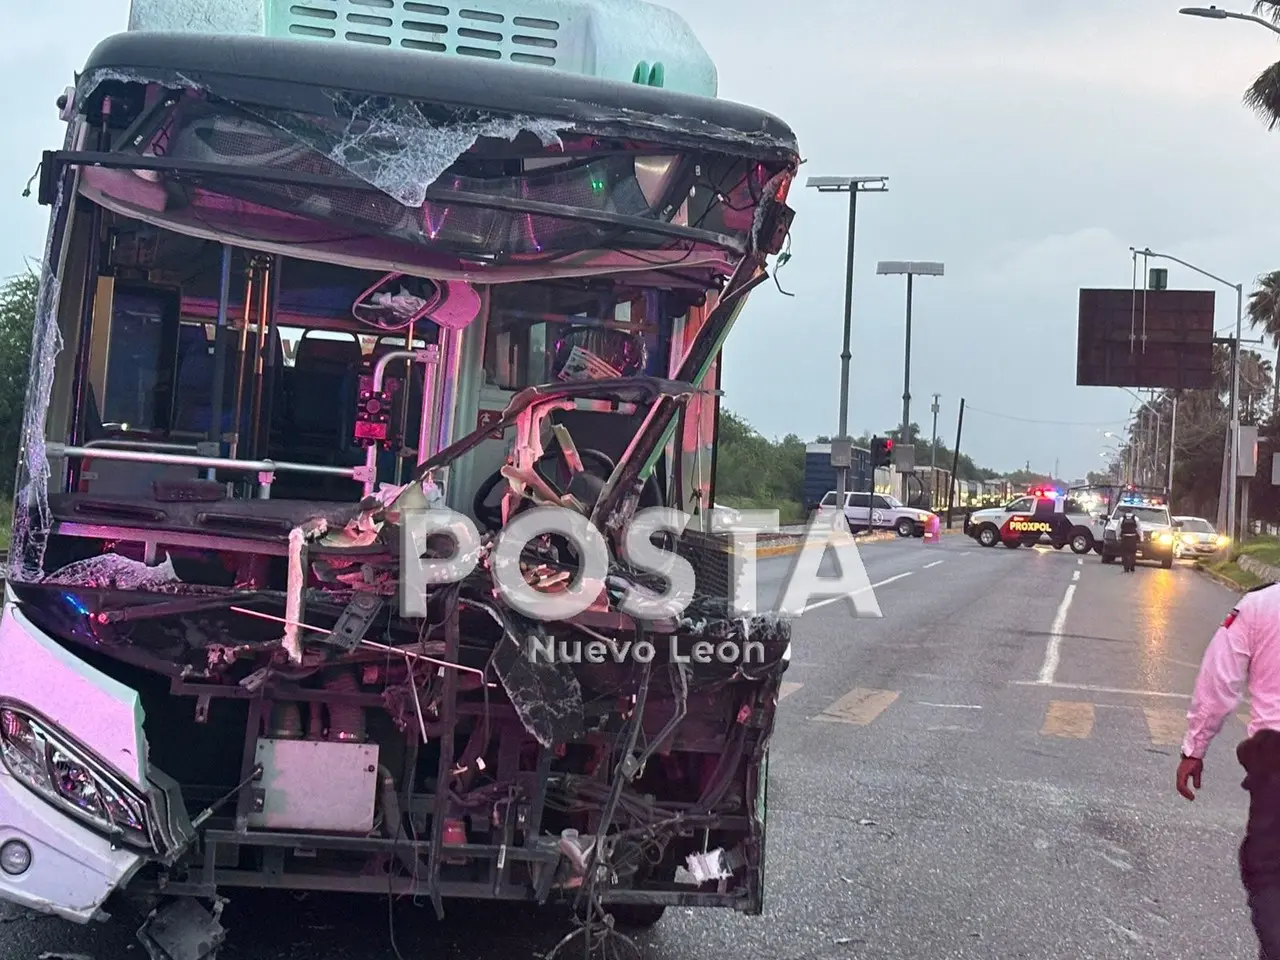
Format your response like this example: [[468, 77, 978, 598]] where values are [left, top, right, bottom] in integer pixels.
[[127, 0, 718, 96]]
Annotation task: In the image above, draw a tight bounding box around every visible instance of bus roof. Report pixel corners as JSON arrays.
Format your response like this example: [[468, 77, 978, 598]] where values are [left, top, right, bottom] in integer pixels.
[[80, 31, 799, 162]]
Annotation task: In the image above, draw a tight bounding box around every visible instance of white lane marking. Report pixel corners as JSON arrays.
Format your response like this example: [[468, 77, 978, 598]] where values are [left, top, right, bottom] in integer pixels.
[[803, 572, 913, 613], [779, 681, 803, 700], [960, 551, 972, 556], [1077, 558, 1084, 565], [1071, 570, 1080, 582], [1036, 583, 1077, 684], [916, 702, 983, 709], [1012, 680, 1190, 699], [923, 560, 944, 569]]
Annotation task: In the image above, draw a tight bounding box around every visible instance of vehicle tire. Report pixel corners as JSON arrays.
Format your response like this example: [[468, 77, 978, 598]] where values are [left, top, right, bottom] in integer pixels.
[[896, 518, 914, 538], [977, 525, 1000, 548], [1160, 555, 1173, 569], [1003, 538, 1021, 549], [608, 904, 667, 929], [1070, 530, 1093, 555]]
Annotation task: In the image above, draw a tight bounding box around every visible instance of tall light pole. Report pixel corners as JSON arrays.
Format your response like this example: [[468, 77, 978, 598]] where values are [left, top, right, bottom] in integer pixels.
[[1180, 5, 1280, 36], [805, 176, 889, 509], [876, 260, 945, 456], [929, 393, 941, 472], [1132, 247, 1242, 538], [929, 393, 941, 509], [1176, 6, 1277, 518]]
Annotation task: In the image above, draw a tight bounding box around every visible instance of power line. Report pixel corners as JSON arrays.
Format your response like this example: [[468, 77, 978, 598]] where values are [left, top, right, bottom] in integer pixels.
[[963, 405, 1124, 427]]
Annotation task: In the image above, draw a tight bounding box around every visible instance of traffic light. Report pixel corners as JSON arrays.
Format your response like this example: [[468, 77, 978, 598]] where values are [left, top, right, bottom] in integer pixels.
[[870, 436, 894, 468]]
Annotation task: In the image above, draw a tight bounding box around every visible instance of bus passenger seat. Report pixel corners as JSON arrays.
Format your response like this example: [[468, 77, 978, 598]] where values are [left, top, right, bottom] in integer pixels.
[[283, 333, 362, 466]]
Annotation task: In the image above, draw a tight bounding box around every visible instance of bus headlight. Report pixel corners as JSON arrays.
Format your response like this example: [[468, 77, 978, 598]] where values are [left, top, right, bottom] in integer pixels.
[[0, 707, 154, 852]]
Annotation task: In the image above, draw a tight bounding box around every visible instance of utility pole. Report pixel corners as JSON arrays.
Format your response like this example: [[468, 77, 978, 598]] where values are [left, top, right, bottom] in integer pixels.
[[945, 398, 965, 528], [929, 393, 940, 506]]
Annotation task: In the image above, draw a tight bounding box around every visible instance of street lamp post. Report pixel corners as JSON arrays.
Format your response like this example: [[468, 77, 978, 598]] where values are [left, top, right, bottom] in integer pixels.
[[929, 393, 941, 473], [929, 393, 941, 509], [876, 260, 945, 462], [1174, 5, 1280, 527], [805, 176, 889, 510], [1132, 247, 1243, 538], [1180, 5, 1280, 36]]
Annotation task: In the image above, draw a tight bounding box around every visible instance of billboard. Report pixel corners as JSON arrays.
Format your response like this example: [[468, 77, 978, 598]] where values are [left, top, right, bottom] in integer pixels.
[[1076, 288, 1214, 390]]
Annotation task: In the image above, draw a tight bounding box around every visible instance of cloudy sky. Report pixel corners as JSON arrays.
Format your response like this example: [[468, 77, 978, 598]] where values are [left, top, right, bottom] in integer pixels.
[[6, 0, 1280, 479]]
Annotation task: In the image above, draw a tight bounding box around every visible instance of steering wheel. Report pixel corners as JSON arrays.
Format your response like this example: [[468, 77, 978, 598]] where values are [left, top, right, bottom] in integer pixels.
[[472, 445, 663, 532]]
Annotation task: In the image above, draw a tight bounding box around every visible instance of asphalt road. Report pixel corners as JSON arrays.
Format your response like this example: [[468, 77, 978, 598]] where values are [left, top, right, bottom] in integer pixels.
[[1, 535, 1257, 959]]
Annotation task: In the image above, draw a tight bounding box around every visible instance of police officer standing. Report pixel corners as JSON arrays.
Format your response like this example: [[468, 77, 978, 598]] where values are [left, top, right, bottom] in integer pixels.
[[1178, 581, 1280, 957], [1118, 509, 1140, 573]]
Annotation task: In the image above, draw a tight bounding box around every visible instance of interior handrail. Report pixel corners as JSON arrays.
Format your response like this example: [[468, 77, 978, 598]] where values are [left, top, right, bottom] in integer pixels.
[[46, 444, 370, 500], [84, 439, 204, 453]]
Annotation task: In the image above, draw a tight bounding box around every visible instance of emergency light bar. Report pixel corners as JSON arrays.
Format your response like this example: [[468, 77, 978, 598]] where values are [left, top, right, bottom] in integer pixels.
[[1118, 493, 1166, 506]]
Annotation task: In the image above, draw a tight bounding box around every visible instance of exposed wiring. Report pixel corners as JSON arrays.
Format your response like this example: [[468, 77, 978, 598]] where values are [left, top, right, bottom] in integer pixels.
[[547, 640, 655, 960], [771, 232, 794, 297]]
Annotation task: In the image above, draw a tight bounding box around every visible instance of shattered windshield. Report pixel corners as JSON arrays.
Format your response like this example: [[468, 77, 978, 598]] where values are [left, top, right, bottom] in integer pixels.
[[74, 81, 775, 275]]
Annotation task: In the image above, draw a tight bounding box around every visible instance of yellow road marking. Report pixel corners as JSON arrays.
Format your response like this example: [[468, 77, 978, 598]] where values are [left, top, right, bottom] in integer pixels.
[[779, 682, 803, 701], [816, 688, 899, 725], [1041, 701, 1094, 739], [1143, 707, 1186, 746]]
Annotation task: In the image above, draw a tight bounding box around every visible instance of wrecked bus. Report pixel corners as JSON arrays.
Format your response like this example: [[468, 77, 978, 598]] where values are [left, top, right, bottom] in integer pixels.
[[0, 1, 799, 954]]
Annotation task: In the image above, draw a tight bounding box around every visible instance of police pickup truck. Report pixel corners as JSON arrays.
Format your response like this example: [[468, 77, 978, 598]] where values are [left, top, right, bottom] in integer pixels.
[[964, 488, 1105, 554], [1099, 500, 1177, 568]]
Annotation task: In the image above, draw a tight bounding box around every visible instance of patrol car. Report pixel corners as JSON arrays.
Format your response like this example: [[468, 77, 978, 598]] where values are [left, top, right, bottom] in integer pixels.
[[1172, 515, 1229, 559], [964, 487, 1105, 554], [1099, 496, 1176, 568]]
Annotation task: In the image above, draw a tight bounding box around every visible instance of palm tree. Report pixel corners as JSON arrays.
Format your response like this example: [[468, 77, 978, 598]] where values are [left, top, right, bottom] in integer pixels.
[[1243, 3, 1280, 127], [1247, 270, 1280, 414]]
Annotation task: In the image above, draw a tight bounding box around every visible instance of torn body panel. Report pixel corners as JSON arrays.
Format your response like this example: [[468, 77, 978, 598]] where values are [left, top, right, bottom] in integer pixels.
[[2, 21, 800, 951]]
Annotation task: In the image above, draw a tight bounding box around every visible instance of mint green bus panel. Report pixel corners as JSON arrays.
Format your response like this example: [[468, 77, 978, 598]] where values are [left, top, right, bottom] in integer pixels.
[[126, 0, 717, 96]]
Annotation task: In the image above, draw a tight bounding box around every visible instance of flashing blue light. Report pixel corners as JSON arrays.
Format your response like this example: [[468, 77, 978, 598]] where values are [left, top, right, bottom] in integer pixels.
[[60, 593, 89, 617]]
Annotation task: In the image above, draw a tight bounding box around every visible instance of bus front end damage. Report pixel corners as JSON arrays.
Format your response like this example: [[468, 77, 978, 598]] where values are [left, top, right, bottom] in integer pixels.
[[1, 29, 799, 957]]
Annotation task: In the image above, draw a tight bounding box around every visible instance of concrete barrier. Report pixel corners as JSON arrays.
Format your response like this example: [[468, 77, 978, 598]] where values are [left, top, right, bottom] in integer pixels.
[[1239, 554, 1280, 584]]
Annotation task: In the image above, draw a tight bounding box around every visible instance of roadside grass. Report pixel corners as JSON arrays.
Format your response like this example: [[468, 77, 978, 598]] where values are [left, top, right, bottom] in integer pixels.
[[0, 499, 10, 551], [1235, 535, 1280, 567], [1201, 555, 1265, 590], [1197, 534, 1280, 590]]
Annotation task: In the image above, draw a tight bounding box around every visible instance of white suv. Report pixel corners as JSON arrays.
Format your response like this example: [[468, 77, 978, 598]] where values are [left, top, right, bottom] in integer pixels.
[[816, 490, 935, 538]]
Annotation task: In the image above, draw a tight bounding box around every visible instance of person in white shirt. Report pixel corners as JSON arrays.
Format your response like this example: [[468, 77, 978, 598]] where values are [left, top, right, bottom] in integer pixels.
[[1178, 582, 1280, 959]]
